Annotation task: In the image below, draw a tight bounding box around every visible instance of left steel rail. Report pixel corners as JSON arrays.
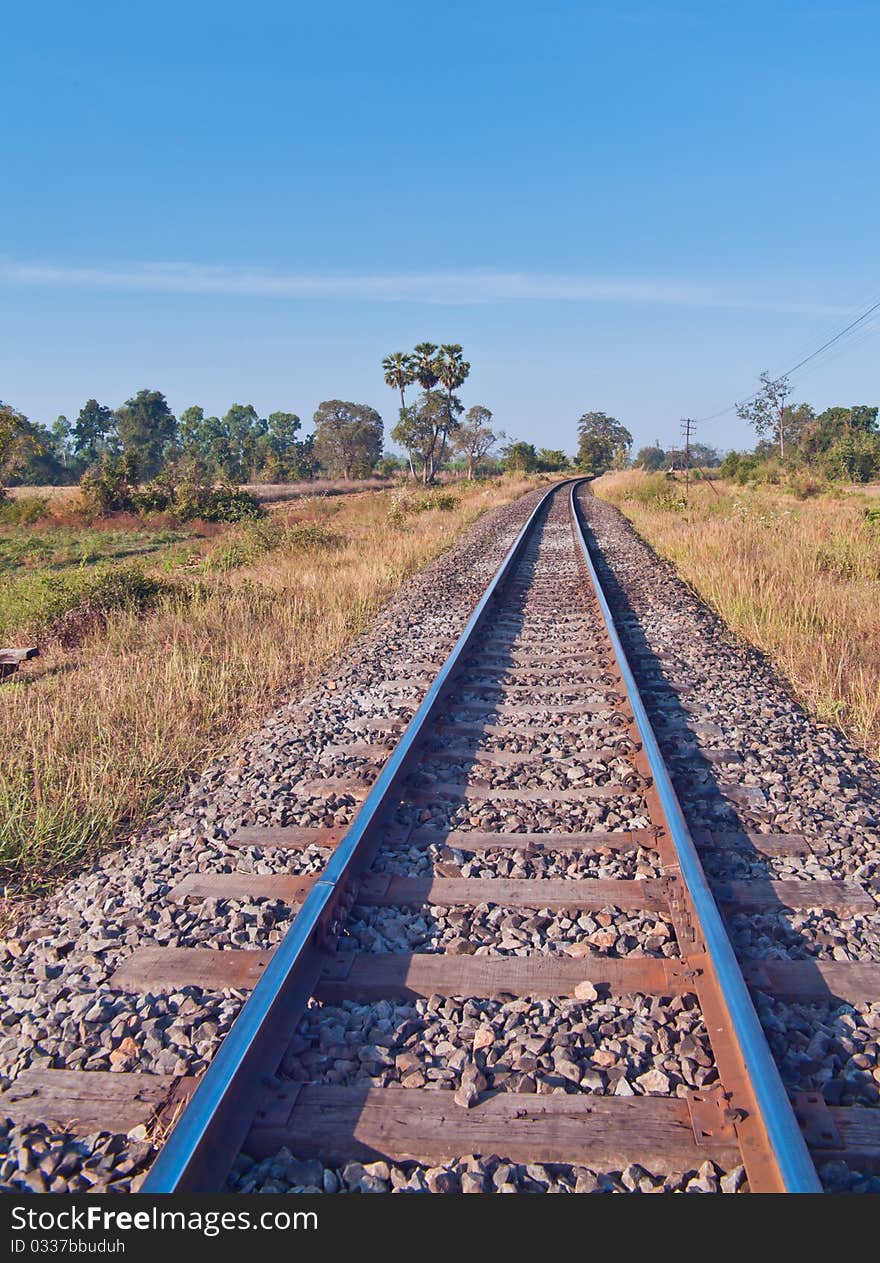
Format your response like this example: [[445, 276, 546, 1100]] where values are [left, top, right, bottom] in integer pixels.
[[143, 480, 566, 1192]]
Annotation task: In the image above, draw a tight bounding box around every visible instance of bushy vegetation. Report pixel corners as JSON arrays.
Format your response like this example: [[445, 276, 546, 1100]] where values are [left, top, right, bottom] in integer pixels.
[[617, 472, 688, 511], [79, 455, 265, 522], [387, 486, 460, 525], [201, 519, 344, 573], [723, 381, 880, 487], [0, 563, 165, 642], [0, 496, 50, 526]]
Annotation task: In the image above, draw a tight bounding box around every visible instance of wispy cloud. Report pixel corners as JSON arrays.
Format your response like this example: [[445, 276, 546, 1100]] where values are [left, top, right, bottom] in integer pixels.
[[0, 258, 847, 315]]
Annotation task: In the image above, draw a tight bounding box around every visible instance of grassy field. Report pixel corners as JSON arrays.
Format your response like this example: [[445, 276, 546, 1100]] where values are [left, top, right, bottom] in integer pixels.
[[595, 470, 880, 758], [0, 477, 536, 903]]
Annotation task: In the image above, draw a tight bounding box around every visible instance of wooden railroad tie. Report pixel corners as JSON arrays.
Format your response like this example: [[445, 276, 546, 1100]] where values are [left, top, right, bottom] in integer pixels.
[[3, 1071, 878, 1174], [162, 869, 871, 916], [108, 947, 880, 1009]]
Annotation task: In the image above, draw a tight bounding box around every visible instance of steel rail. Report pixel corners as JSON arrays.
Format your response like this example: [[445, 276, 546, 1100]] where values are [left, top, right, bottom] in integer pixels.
[[143, 479, 569, 1192], [569, 482, 822, 1193]]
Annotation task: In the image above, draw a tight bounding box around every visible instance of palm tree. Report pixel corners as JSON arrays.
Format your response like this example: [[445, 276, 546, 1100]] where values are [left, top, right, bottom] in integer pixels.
[[435, 343, 470, 469], [412, 342, 440, 394], [382, 352, 416, 478], [382, 352, 415, 411]]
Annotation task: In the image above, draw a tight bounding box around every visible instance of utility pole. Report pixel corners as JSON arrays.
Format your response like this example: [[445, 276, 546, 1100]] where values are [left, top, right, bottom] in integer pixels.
[[779, 400, 785, 463], [680, 417, 695, 500]]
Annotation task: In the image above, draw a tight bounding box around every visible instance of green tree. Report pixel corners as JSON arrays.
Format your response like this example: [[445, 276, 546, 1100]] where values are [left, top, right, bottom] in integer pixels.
[[412, 342, 440, 394], [453, 405, 498, 479], [576, 411, 632, 474], [116, 389, 177, 479], [736, 373, 792, 461], [0, 403, 43, 493], [781, 403, 816, 455], [51, 416, 73, 469], [222, 403, 267, 482], [503, 440, 538, 473], [72, 399, 116, 466], [535, 448, 569, 472], [635, 444, 666, 472], [799, 404, 878, 462], [382, 352, 416, 411], [435, 344, 470, 467], [10, 421, 75, 485], [79, 451, 140, 514], [666, 442, 720, 469], [391, 390, 461, 484], [179, 405, 209, 458], [825, 431, 880, 482], [313, 400, 383, 479], [258, 411, 312, 481]]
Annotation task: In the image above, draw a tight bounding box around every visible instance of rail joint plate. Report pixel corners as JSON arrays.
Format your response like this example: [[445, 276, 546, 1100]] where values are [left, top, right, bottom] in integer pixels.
[[686, 1088, 739, 1148], [792, 1092, 842, 1150]]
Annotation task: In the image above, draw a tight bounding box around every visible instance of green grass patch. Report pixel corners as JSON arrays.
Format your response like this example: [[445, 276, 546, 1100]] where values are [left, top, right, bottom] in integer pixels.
[[201, 520, 344, 573]]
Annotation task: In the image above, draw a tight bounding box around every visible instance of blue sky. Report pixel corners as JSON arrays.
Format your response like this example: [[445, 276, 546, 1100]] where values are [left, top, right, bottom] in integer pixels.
[[2, 1, 878, 457]]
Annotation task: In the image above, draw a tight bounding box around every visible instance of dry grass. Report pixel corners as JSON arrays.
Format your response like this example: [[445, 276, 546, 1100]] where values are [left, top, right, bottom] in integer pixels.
[[0, 477, 536, 900], [6, 485, 82, 506], [594, 471, 880, 758], [244, 477, 393, 503]]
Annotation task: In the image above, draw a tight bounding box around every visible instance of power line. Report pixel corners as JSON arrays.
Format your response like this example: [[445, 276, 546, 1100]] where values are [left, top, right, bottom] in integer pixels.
[[696, 292, 880, 423]]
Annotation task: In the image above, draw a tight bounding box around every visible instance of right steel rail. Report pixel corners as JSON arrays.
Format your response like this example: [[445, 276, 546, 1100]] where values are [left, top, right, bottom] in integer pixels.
[[570, 482, 822, 1193]]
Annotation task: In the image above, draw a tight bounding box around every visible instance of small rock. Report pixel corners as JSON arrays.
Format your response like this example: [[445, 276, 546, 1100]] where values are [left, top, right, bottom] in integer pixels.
[[461, 1171, 486, 1193], [362, 1161, 390, 1181], [426, 1167, 461, 1193], [575, 1170, 601, 1193], [635, 1068, 670, 1095], [720, 1166, 746, 1194], [574, 981, 599, 1001], [454, 1082, 480, 1109]]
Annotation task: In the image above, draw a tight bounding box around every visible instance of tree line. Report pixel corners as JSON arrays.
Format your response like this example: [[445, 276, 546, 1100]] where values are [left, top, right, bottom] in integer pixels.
[[0, 343, 571, 503], [0, 391, 393, 493], [582, 377, 880, 486], [730, 374, 880, 482]]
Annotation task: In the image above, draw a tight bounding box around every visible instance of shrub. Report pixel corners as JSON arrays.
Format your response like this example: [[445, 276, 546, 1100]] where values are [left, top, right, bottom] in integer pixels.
[[283, 523, 345, 550], [192, 484, 263, 522], [0, 563, 166, 642], [135, 465, 264, 523], [823, 432, 880, 483], [0, 496, 50, 525], [621, 473, 687, 511], [786, 470, 828, 500], [387, 487, 459, 524], [201, 521, 284, 573], [80, 454, 139, 514], [201, 519, 344, 574]]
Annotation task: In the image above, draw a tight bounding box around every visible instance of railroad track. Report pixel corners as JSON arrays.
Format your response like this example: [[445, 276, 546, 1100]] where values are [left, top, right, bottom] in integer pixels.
[[4, 479, 879, 1193]]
